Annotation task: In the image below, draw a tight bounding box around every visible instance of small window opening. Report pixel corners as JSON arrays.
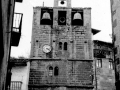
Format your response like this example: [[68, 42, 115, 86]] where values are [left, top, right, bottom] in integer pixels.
[[59, 42, 62, 50], [64, 42, 67, 50], [54, 66, 59, 76], [109, 60, 113, 69], [49, 66, 53, 76], [96, 59, 102, 68]]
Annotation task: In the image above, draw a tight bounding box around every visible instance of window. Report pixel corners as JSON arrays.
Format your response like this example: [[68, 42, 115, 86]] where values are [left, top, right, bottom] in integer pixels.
[[58, 11, 66, 25], [48, 66, 59, 76], [109, 60, 113, 69], [59, 42, 62, 50], [54, 66, 59, 76], [64, 42, 67, 50], [96, 59, 102, 68], [49, 66, 53, 76]]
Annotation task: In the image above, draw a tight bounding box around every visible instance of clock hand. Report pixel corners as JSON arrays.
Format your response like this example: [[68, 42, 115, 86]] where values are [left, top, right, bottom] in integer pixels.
[[46, 48, 50, 51]]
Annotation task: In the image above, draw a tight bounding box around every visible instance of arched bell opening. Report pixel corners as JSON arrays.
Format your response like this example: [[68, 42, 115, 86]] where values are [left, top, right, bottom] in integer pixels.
[[40, 8, 53, 25], [71, 9, 83, 26], [58, 11, 66, 25]]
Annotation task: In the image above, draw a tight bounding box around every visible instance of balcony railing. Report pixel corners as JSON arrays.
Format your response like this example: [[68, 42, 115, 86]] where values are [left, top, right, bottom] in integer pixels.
[[9, 81, 22, 90], [11, 13, 23, 46]]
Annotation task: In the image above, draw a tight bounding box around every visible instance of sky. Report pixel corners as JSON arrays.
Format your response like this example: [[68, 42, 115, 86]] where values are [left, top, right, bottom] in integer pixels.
[[11, 0, 112, 58]]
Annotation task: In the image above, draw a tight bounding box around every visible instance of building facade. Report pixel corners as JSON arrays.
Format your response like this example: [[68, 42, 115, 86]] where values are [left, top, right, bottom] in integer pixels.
[[0, 0, 16, 89], [10, 58, 30, 90], [94, 40, 115, 90], [0, 0, 23, 89], [29, 0, 94, 90], [110, 0, 120, 89]]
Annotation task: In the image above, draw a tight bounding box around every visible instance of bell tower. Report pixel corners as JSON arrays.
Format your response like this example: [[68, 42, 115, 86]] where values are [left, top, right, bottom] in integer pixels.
[[29, 0, 94, 89], [54, 0, 71, 7]]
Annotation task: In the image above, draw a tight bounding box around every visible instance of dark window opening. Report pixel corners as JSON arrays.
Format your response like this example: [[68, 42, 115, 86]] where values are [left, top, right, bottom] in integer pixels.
[[58, 11, 66, 25], [114, 47, 117, 54], [49, 66, 53, 70], [40, 8, 53, 25], [64, 42, 67, 50], [71, 9, 83, 26], [59, 42, 62, 50], [54, 66, 59, 76]]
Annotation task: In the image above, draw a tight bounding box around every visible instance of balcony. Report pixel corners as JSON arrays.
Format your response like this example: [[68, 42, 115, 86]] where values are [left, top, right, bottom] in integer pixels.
[[9, 81, 22, 90], [11, 13, 23, 46]]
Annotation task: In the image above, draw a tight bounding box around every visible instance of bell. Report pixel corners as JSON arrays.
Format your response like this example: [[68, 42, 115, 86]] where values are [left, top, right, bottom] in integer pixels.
[[73, 12, 82, 20], [42, 12, 51, 20]]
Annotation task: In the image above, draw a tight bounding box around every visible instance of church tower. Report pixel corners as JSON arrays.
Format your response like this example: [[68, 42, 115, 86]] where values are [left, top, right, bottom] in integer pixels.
[[29, 0, 94, 90]]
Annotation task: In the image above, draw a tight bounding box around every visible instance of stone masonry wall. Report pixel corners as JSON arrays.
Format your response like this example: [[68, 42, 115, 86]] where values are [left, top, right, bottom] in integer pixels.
[[29, 60, 93, 88]]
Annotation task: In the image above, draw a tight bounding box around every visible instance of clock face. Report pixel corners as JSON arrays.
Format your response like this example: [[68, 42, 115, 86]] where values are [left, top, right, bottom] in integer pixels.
[[42, 45, 51, 53]]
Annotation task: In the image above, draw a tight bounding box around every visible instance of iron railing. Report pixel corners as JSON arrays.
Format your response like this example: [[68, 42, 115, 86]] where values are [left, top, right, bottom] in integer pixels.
[[11, 13, 23, 46], [9, 81, 22, 90]]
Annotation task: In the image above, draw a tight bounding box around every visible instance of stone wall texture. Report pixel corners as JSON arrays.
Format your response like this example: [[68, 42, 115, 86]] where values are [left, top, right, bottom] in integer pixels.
[[29, 60, 93, 86]]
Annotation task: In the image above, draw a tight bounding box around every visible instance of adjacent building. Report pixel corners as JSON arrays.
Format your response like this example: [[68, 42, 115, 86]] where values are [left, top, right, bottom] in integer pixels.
[[94, 40, 115, 90], [10, 58, 30, 90], [110, 0, 120, 89], [0, 0, 23, 89]]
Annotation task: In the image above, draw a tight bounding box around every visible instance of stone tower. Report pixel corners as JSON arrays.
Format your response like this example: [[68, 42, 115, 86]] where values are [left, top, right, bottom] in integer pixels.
[[29, 0, 94, 90]]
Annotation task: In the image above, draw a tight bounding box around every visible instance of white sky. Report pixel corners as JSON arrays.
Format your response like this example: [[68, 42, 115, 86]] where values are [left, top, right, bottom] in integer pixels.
[[11, 0, 112, 58]]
